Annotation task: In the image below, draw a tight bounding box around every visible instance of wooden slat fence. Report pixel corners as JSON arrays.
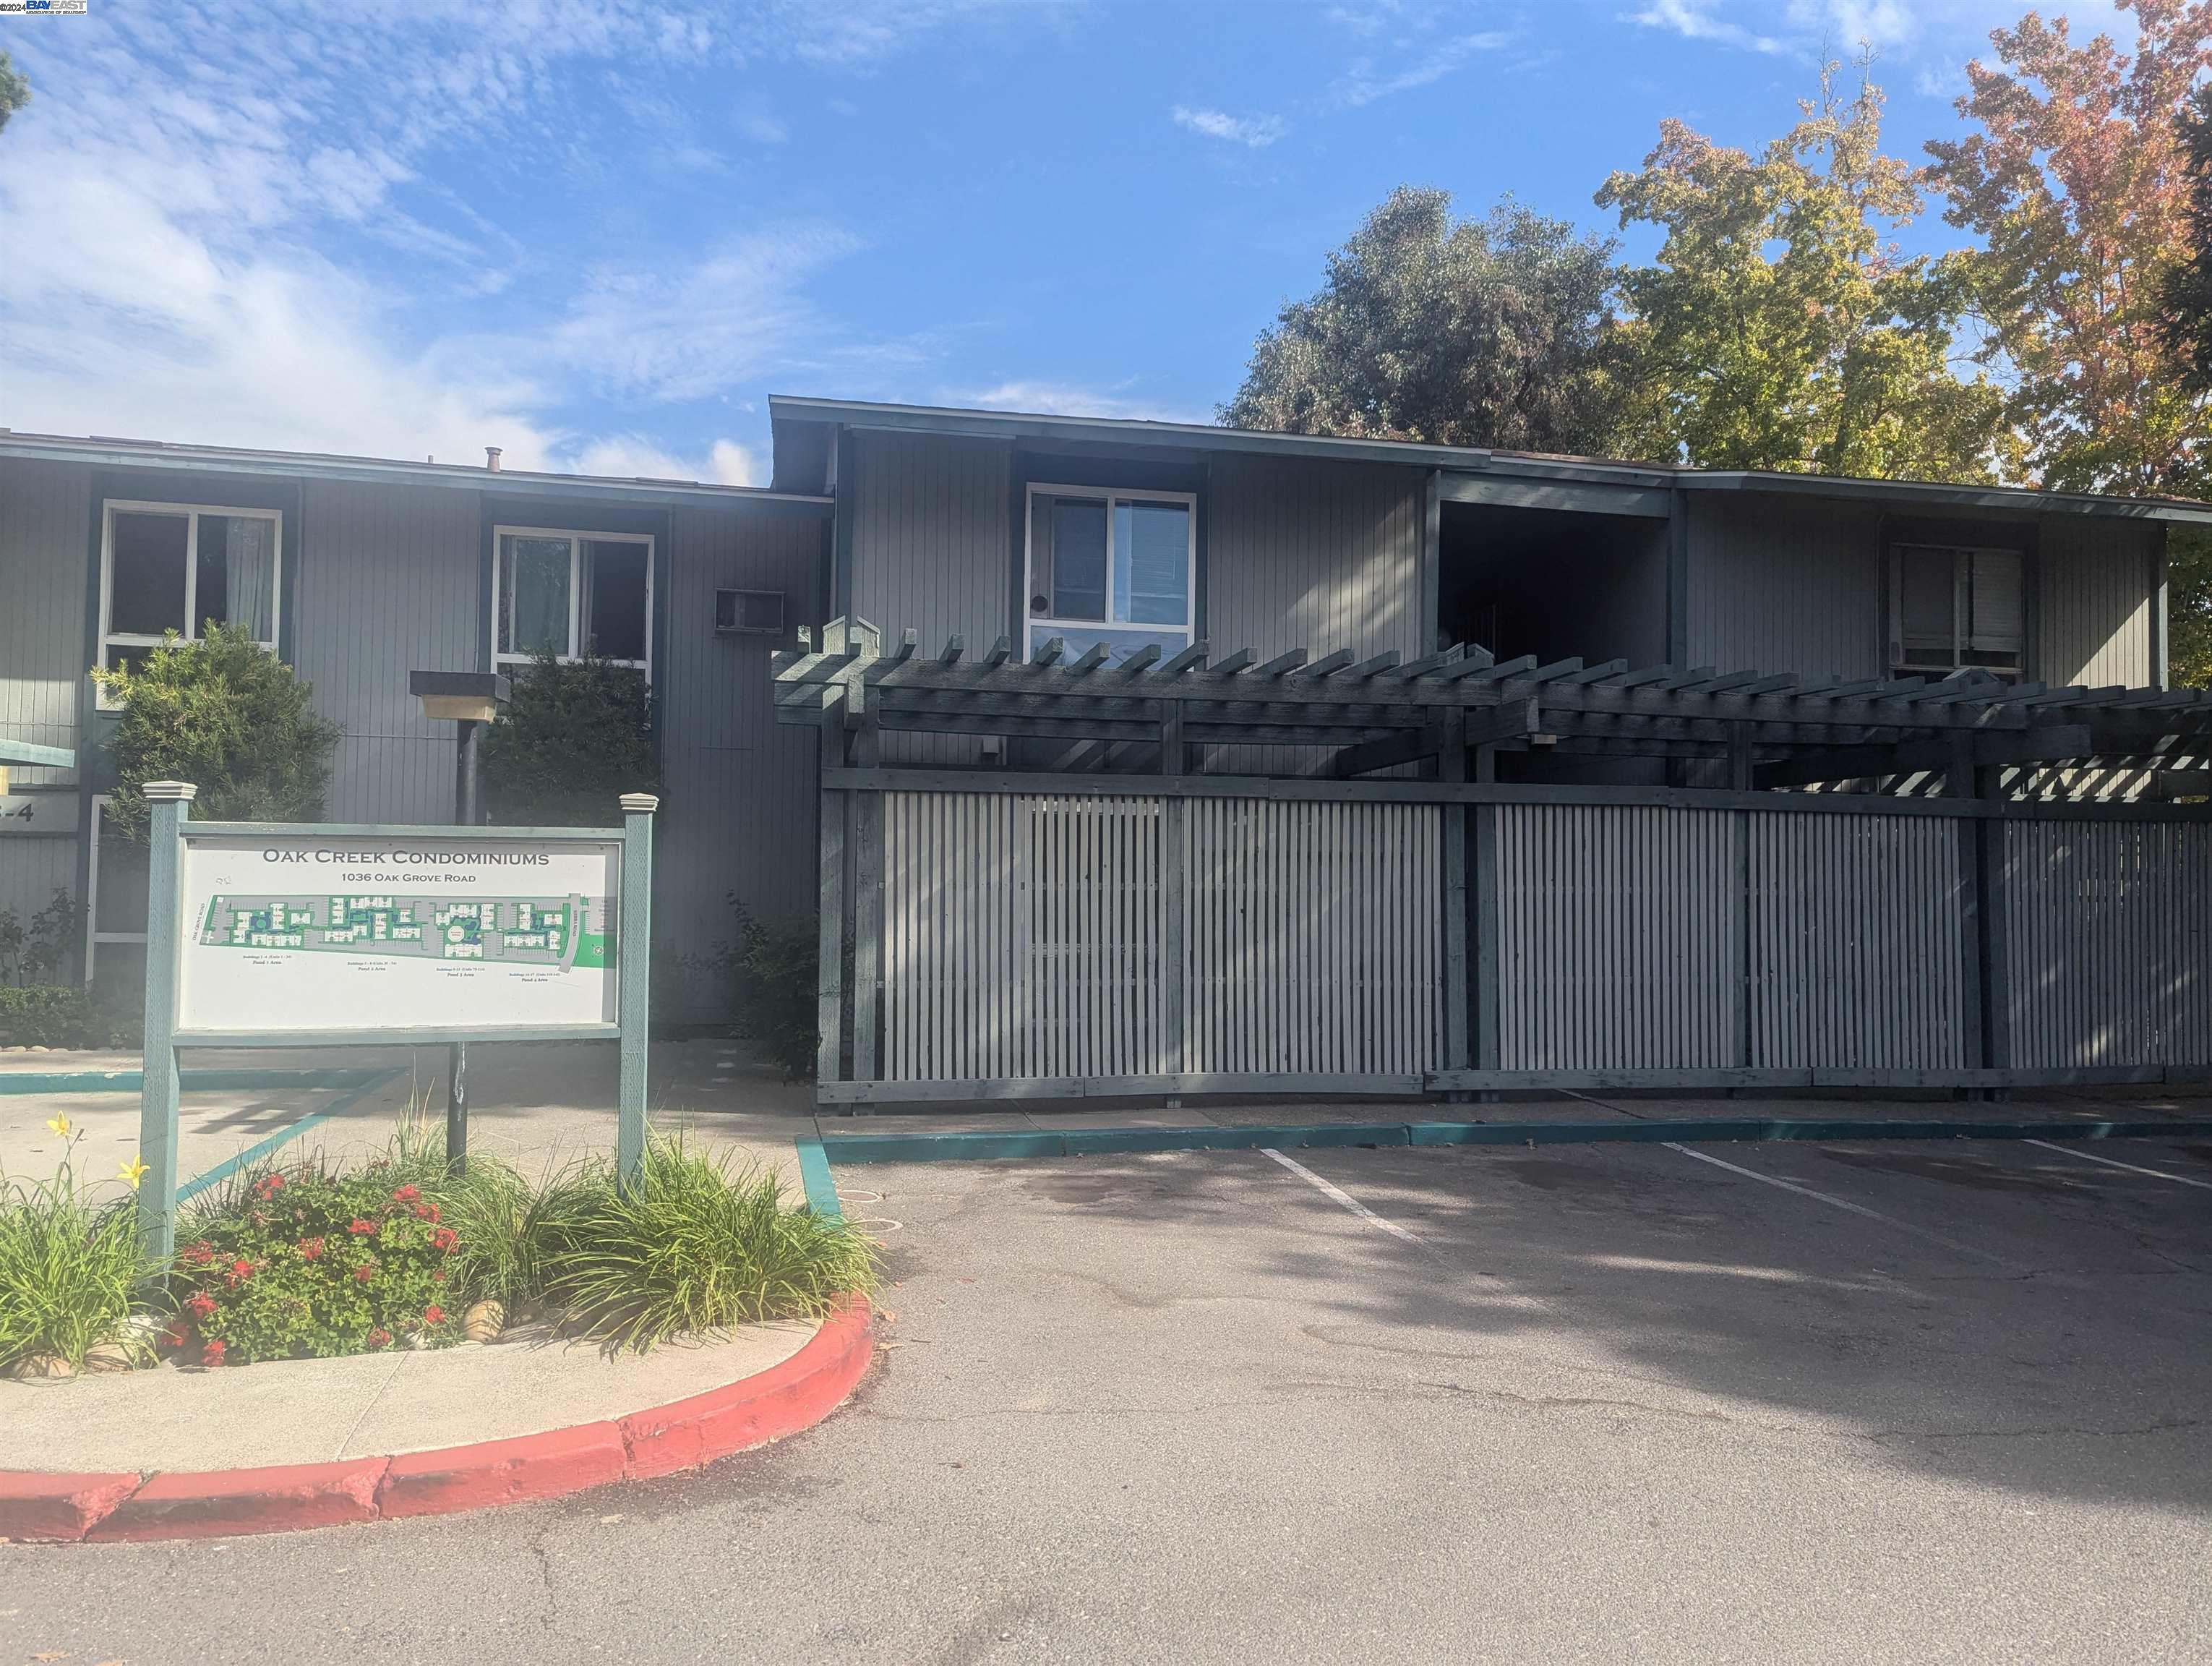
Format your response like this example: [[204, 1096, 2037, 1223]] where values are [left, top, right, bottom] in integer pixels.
[[881, 792, 1439, 1082], [1496, 805, 1737, 1071], [1749, 812, 1968, 1072], [2000, 820, 2212, 1069]]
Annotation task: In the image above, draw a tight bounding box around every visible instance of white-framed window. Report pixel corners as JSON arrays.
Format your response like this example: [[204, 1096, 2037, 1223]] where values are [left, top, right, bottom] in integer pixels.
[[98, 501, 283, 708], [1889, 543, 2025, 677], [84, 795, 147, 988], [491, 526, 653, 677], [1022, 482, 1196, 664]]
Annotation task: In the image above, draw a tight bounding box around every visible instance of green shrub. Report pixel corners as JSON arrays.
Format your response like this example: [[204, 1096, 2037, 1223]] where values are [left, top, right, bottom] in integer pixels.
[[728, 902, 819, 1079], [482, 649, 659, 827], [0, 986, 130, 1048], [530, 1137, 877, 1353], [0, 1140, 160, 1372], [0, 887, 80, 986], [92, 623, 340, 843]]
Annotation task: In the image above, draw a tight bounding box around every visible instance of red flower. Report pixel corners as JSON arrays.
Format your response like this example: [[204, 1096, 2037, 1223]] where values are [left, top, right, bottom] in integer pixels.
[[200, 1338, 228, 1366], [413, 1202, 441, 1223], [422, 1305, 446, 1326], [355, 1262, 377, 1282], [160, 1322, 191, 1351], [298, 1236, 326, 1260], [431, 1226, 458, 1253], [366, 1327, 393, 1349], [432, 1270, 447, 1284], [185, 1290, 218, 1318], [392, 1184, 421, 1204], [348, 1218, 377, 1236], [253, 1173, 284, 1200], [181, 1241, 214, 1268]]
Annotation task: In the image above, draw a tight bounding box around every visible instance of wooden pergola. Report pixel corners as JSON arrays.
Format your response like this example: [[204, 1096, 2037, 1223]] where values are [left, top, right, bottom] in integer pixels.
[[773, 619, 2212, 792], [773, 619, 2211, 1109]]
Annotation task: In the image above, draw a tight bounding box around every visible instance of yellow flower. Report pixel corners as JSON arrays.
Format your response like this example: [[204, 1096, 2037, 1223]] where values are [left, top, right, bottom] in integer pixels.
[[119, 1155, 150, 1191], [45, 1112, 72, 1139]]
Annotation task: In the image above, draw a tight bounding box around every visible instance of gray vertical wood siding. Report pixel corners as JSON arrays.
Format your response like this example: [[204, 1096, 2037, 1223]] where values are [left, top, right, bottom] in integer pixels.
[[847, 431, 1009, 766], [0, 458, 93, 788], [656, 502, 826, 1009], [1684, 495, 1887, 680], [1206, 454, 1427, 659], [2038, 517, 2157, 686], [0, 838, 80, 944], [291, 479, 484, 824]]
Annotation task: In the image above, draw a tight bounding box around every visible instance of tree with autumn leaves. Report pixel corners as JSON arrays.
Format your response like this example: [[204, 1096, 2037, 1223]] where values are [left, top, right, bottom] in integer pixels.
[[1227, 0, 2212, 684]]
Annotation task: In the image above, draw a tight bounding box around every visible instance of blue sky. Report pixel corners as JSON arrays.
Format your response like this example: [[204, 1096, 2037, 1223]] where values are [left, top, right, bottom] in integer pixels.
[[0, 0, 2135, 484]]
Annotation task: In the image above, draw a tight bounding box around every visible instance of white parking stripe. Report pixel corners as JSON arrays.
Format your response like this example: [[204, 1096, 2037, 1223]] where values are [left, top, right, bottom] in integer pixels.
[[2024, 1138, 2212, 1192], [1262, 1148, 1425, 1246], [1663, 1142, 2018, 1268]]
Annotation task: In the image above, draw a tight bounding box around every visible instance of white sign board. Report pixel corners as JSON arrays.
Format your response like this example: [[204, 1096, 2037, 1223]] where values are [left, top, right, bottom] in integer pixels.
[[175, 833, 622, 1035]]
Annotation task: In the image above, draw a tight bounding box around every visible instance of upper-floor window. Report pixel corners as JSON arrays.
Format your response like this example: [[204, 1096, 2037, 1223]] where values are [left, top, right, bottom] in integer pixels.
[[1890, 543, 2023, 677], [492, 527, 652, 676], [1024, 483, 1194, 664], [98, 502, 282, 708]]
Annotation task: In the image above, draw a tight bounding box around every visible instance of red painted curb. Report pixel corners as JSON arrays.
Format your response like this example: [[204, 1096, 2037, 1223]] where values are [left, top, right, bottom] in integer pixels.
[[89, 1457, 390, 1542], [5, 1294, 875, 1543], [621, 1296, 875, 1480], [378, 1421, 629, 1518], [0, 1470, 142, 1543]]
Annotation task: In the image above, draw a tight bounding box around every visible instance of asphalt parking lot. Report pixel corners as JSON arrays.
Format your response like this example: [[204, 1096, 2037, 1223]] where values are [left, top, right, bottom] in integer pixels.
[[7, 1131, 2211, 1664]]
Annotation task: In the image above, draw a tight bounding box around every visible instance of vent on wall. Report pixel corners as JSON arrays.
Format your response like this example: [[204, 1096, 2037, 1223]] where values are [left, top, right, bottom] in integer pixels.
[[715, 589, 785, 636]]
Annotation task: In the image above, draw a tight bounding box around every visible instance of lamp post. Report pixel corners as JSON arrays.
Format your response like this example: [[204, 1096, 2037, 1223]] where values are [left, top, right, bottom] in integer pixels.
[[408, 670, 509, 1172]]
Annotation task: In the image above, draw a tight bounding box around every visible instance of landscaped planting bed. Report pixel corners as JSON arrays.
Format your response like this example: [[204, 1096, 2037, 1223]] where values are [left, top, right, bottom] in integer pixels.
[[1, 1116, 876, 1379]]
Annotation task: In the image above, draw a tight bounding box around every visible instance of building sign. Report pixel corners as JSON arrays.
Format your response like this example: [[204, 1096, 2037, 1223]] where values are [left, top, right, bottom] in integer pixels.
[[174, 832, 622, 1035]]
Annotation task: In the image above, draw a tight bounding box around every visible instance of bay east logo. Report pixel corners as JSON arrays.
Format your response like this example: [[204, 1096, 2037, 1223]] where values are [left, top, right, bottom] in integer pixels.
[[0, 0, 90, 12]]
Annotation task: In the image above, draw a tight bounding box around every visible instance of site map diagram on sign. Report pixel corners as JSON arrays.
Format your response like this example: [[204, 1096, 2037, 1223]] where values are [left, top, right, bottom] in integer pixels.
[[198, 894, 609, 970], [174, 834, 622, 1035]]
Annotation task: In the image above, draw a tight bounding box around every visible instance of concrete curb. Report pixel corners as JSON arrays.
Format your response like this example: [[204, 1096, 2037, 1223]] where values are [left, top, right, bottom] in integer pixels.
[[0, 1067, 390, 1097], [0, 1297, 873, 1544], [819, 1114, 2212, 1164]]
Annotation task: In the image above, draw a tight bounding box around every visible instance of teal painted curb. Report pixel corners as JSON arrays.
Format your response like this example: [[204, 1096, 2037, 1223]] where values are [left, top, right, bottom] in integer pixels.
[[794, 1135, 844, 1218], [0, 1067, 390, 1097], [818, 1114, 2212, 1166], [176, 1069, 406, 1205]]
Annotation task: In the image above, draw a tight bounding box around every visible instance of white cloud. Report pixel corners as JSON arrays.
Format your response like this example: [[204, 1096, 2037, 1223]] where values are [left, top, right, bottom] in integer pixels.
[[961, 380, 1209, 424], [0, 1, 972, 474], [1631, 0, 1786, 56], [567, 435, 761, 485], [1330, 30, 1514, 108], [1171, 105, 1288, 148]]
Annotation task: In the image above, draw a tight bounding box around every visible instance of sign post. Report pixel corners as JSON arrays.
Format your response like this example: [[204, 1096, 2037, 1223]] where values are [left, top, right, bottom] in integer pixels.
[[135, 784, 657, 1256], [617, 794, 658, 1187], [137, 782, 194, 1263]]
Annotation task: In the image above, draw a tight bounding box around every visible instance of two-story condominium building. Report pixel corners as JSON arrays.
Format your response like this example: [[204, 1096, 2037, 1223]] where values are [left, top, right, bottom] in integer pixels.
[[4, 399, 2207, 1094]]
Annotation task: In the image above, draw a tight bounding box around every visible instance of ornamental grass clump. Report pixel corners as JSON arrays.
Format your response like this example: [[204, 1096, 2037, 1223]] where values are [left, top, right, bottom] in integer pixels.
[[531, 1137, 878, 1354], [0, 1137, 160, 1375]]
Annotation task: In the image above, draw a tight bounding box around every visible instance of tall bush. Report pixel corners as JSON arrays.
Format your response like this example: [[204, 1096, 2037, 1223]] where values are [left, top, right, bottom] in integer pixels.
[[481, 649, 660, 827], [91, 623, 339, 842]]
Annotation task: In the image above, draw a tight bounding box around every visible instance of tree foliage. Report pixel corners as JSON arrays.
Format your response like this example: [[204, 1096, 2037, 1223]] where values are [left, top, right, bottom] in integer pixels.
[[480, 650, 660, 828], [1220, 187, 1623, 455], [92, 625, 340, 844], [0, 51, 27, 136], [1925, 0, 2212, 497], [1598, 59, 2009, 480], [2163, 80, 2212, 394]]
